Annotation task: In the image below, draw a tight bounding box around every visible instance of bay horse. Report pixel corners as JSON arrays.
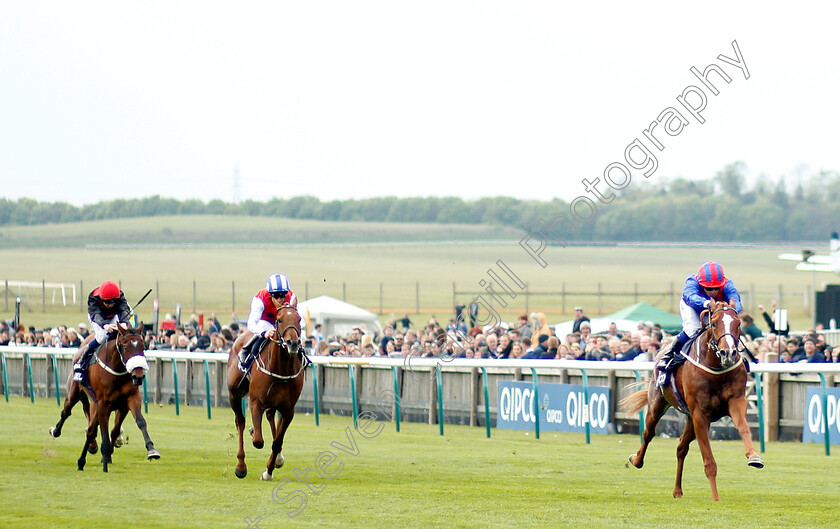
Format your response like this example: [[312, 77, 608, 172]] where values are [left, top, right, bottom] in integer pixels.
[[621, 300, 762, 501], [227, 306, 306, 480], [49, 322, 160, 471]]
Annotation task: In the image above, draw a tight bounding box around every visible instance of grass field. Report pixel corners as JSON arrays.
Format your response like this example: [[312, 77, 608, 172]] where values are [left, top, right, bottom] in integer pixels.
[[1, 397, 839, 528], [0, 215, 833, 330]]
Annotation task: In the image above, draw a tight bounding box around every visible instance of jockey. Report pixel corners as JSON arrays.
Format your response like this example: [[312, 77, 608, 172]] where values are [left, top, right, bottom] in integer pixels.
[[238, 273, 299, 373], [657, 261, 743, 379], [73, 280, 131, 382]]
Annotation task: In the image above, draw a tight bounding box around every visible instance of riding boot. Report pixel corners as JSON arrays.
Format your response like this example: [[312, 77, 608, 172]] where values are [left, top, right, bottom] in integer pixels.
[[238, 335, 263, 373], [659, 336, 687, 373], [73, 338, 100, 382]]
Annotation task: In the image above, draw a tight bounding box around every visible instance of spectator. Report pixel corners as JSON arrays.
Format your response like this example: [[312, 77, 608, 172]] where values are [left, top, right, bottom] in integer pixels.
[[77, 322, 90, 340], [522, 334, 549, 359], [614, 337, 637, 361], [531, 313, 551, 339], [542, 336, 559, 359], [800, 337, 826, 363], [606, 322, 623, 339], [786, 337, 804, 362], [511, 342, 525, 359], [758, 301, 789, 337], [496, 333, 513, 359], [740, 314, 762, 340], [572, 306, 590, 334], [516, 314, 533, 340]]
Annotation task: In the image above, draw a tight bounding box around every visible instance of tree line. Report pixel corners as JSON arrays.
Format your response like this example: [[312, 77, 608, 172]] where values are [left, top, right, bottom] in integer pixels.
[[3, 162, 839, 241]]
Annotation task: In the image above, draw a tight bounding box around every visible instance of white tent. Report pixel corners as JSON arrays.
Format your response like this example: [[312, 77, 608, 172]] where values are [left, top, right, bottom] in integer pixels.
[[297, 295, 383, 338]]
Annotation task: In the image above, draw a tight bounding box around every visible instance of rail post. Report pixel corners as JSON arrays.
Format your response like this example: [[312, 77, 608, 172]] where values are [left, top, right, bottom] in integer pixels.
[[530, 368, 540, 440]]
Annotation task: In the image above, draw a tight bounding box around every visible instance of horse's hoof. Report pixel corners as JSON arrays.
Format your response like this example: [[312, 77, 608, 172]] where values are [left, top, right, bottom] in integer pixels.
[[261, 470, 273, 481], [147, 448, 161, 460], [748, 456, 764, 468], [88, 445, 98, 455], [235, 468, 247, 479], [627, 455, 642, 469], [48, 426, 59, 438], [275, 453, 285, 469], [114, 436, 124, 448], [253, 440, 264, 450]]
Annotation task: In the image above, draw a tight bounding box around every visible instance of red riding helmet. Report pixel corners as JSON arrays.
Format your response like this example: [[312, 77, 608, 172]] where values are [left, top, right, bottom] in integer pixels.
[[695, 262, 726, 289], [98, 281, 121, 300]]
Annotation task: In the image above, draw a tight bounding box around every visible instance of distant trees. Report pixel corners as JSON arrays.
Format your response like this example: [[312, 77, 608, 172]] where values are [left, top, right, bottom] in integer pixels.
[[3, 162, 840, 242]]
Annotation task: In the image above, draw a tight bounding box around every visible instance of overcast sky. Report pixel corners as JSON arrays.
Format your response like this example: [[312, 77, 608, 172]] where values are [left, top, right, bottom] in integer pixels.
[[2, 2, 838, 207]]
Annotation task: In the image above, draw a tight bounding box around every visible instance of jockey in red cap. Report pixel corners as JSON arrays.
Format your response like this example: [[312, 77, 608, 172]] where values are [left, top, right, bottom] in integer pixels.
[[73, 281, 131, 382], [656, 262, 743, 385]]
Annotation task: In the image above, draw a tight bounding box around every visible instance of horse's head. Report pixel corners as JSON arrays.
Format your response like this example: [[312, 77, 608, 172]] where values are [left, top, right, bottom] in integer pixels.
[[116, 322, 149, 386], [706, 302, 742, 368], [273, 306, 304, 356]]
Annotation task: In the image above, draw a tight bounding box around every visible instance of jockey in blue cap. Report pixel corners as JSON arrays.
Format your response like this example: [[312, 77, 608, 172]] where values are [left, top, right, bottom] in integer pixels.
[[237, 273, 298, 373], [657, 261, 743, 384]]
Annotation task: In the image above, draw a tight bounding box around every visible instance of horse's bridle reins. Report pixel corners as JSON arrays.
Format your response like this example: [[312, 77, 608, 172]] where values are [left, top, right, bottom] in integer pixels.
[[97, 330, 147, 376], [256, 309, 308, 381], [688, 306, 744, 374]]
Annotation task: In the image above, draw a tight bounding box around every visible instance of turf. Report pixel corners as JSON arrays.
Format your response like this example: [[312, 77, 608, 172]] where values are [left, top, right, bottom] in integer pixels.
[[1, 398, 838, 528]]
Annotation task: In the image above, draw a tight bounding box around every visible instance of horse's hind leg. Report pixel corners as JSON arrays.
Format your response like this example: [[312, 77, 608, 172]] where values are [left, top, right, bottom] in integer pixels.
[[262, 408, 295, 481], [629, 388, 668, 469], [110, 407, 127, 451], [128, 392, 160, 459], [50, 378, 81, 438], [230, 393, 248, 478], [674, 419, 696, 499], [729, 396, 763, 468]]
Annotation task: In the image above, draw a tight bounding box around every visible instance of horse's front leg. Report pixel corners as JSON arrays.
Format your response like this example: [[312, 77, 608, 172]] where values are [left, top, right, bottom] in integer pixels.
[[77, 405, 99, 471], [690, 413, 719, 501], [728, 396, 763, 468], [629, 386, 668, 469], [96, 405, 113, 472], [267, 409, 278, 441], [250, 399, 266, 449], [80, 393, 98, 454], [128, 392, 160, 459], [262, 408, 295, 481], [674, 419, 696, 498]]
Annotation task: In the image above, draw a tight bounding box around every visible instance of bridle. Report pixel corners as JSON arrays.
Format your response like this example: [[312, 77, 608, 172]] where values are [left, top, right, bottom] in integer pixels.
[[704, 306, 745, 368], [97, 330, 147, 376], [256, 308, 307, 381]]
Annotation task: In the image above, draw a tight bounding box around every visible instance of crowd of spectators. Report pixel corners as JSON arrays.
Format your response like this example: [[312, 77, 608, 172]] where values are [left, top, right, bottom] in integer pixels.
[[1, 301, 837, 364]]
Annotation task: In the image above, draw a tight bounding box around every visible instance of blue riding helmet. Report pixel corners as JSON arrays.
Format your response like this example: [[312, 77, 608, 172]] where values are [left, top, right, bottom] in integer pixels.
[[266, 273, 291, 294]]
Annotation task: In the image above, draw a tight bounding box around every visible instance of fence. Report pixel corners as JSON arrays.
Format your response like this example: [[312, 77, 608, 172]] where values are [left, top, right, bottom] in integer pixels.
[[3, 278, 816, 325], [3, 346, 840, 453]]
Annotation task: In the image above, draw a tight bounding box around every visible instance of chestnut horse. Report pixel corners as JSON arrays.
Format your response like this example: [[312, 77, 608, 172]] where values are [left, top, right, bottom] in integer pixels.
[[622, 301, 762, 500], [49, 323, 160, 471], [227, 306, 306, 480]]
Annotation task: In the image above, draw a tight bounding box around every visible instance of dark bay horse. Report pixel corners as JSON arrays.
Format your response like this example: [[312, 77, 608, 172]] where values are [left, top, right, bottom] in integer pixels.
[[227, 306, 306, 480], [622, 301, 762, 501], [49, 323, 160, 471]]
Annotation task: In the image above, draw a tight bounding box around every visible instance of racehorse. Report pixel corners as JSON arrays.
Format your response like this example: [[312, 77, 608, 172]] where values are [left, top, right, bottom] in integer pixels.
[[621, 300, 762, 501], [227, 306, 306, 480], [49, 322, 160, 471]]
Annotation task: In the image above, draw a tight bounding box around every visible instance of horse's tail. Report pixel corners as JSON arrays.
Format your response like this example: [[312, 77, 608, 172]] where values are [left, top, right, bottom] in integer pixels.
[[620, 379, 651, 414]]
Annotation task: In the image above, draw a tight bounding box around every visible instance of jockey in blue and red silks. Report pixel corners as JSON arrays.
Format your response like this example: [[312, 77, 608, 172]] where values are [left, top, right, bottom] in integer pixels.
[[237, 273, 299, 373], [657, 261, 743, 381]]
